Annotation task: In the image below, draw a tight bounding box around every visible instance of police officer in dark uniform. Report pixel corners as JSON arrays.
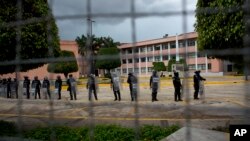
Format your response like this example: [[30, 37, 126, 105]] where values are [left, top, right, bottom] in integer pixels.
[[87, 74, 98, 101], [150, 71, 159, 102], [23, 76, 30, 99], [127, 72, 138, 101], [173, 72, 182, 102], [193, 70, 206, 100], [111, 73, 121, 101], [55, 75, 62, 100], [42, 76, 51, 99], [6, 78, 12, 98], [32, 76, 41, 99], [13, 78, 18, 99]]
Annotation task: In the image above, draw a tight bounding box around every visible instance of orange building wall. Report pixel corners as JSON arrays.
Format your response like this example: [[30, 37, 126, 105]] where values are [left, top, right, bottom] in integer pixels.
[[1, 41, 82, 80]]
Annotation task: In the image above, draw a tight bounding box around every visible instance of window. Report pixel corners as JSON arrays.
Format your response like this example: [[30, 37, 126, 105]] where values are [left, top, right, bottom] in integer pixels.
[[179, 40, 185, 47], [147, 57, 153, 62], [198, 53, 205, 58], [179, 54, 184, 59], [148, 67, 153, 72], [121, 49, 126, 55], [122, 69, 127, 73], [134, 48, 139, 53], [147, 46, 153, 52], [128, 59, 133, 63], [162, 44, 168, 50], [117, 69, 121, 73], [188, 39, 195, 46], [127, 48, 132, 54], [134, 68, 139, 73], [154, 56, 161, 61], [208, 63, 212, 70], [135, 58, 139, 63], [154, 45, 160, 51], [163, 55, 168, 60], [188, 52, 196, 58], [140, 47, 146, 53], [141, 67, 146, 73], [198, 64, 206, 70], [170, 42, 176, 48], [170, 55, 176, 60], [188, 64, 195, 70], [128, 68, 133, 73], [122, 59, 126, 64], [141, 57, 146, 62]]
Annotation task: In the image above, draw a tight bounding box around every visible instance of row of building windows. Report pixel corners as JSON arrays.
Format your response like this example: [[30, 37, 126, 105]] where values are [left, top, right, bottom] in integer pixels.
[[122, 53, 206, 64], [122, 39, 196, 54], [119, 63, 211, 74], [188, 64, 212, 70]]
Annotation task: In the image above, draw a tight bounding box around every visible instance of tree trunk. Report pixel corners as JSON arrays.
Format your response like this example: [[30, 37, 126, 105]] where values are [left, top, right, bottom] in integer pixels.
[[64, 73, 68, 79]]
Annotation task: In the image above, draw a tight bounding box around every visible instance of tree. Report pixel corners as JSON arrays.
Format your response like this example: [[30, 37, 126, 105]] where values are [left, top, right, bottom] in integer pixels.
[[0, 0, 60, 74], [95, 47, 121, 77], [195, 0, 245, 69], [75, 35, 120, 74], [167, 59, 176, 72], [152, 62, 166, 72], [47, 51, 78, 78]]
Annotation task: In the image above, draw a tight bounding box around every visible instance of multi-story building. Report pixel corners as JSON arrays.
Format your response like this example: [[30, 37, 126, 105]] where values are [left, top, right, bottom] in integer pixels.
[[116, 32, 233, 76]]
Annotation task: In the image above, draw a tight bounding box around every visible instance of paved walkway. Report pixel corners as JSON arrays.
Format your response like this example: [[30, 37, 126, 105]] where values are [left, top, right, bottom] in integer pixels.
[[0, 76, 250, 129]]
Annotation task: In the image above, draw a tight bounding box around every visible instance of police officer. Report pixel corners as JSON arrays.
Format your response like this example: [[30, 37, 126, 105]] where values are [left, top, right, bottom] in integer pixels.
[[110, 73, 121, 101], [13, 78, 18, 99], [68, 74, 77, 100], [150, 71, 159, 102], [32, 76, 41, 99], [173, 72, 182, 102], [55, 75, 62, 100], [6, 78, 12, 98], [87, 74, 98, 101], [127, 72, 138, 101], [23, 76, 30, 99], [42, 76, 51, 99], [193, 70, 206, 100]]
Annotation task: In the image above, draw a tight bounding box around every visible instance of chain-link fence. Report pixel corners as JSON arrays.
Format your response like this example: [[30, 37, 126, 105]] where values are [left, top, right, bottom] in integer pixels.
[[0, 0, 250, 140]]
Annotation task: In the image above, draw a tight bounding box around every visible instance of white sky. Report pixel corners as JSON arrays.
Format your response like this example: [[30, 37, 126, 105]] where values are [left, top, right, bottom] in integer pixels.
[[51, 0, 197, 43]]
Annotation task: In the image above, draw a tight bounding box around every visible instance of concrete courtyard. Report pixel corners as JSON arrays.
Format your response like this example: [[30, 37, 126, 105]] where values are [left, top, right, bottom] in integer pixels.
[[0, 76, 250, 130]]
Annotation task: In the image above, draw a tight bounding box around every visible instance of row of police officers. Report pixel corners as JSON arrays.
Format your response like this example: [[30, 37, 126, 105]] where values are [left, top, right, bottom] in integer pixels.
[[0, 71, 206, 101]]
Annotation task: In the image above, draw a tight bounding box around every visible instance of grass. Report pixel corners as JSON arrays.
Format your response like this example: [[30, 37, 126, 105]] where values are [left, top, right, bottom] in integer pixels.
[[0, 120, 180, 141]]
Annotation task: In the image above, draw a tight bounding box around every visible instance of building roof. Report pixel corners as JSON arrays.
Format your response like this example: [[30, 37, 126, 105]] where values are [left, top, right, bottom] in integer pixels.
[[118, 32, 197, 49]]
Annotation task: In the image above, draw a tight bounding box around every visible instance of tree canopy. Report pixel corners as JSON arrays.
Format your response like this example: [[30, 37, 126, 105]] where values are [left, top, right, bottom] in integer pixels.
[[0, 0, 60, 74], [95, 47, 121, 73], [75, 35, 120, 74], [195, 0, 245, 64], [152, 62, 166, 72], [47, 50, 78, 78]]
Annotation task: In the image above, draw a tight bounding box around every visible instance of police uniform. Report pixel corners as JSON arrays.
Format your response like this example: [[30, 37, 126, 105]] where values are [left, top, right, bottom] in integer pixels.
[[173, 72, 182, 101], [193, 71, 206, 99], [32, 77, 41, 99], [6, 78, 12, 98], [150, 71, 159, 102], [127, 73, 137, 101], [23, 77, 30, 99], [55, 76, 62, 99], [42, 78, 51, 99], [111, 73, 121, 101], [87, 74, 98, 101]]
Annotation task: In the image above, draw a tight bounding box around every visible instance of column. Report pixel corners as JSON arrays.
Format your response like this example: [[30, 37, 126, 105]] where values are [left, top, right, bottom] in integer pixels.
[[168, 42, 171, 60], [175, 34, 180, 62], [205, 53, 208, 73], [139, 47, 141, 75], [160, 44, 163, 61], [152, 45, 155, 62], [146, 46, 148, 75], [195, 41, 198, 70]]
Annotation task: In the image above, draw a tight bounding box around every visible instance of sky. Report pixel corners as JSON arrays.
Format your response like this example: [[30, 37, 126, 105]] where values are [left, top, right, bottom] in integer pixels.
[[51, 0, 197, 43]]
